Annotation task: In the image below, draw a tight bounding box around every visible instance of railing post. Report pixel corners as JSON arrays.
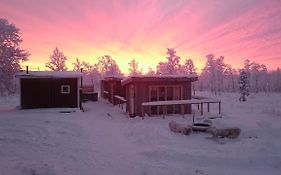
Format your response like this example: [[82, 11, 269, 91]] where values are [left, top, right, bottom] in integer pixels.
[[142, 106, 144, 119], [219, 101, 221, 114], [201, 103, 203, 115], [181, 104, 184, 118]]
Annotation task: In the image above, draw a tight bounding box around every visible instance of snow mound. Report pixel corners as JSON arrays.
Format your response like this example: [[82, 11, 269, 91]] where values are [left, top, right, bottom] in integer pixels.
[[21, 163, 56, 175]]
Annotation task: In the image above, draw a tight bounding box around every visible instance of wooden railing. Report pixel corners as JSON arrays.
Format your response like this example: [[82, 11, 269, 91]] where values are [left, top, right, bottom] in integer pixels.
[[141, 98, 221, 119]]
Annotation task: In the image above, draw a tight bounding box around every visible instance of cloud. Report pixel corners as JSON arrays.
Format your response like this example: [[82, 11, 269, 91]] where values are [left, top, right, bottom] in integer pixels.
[[0, 0, 280, 72]]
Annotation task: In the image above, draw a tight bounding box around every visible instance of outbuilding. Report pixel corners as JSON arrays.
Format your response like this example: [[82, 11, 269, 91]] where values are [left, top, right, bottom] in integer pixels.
[[100, 76, 124, 105], [16, 71, 83, 109], [121, 75, 198, 117]]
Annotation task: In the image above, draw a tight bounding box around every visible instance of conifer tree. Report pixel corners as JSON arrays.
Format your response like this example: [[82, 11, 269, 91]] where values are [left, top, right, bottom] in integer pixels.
[[239, 69, 250, 101]]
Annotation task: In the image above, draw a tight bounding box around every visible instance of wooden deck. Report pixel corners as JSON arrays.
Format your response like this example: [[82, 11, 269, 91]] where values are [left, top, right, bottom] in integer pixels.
[[114, 95, 127, 111], [141, 97, 221, 119]]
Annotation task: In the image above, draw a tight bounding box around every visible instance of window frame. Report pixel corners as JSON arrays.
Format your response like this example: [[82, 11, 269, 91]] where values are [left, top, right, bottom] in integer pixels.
[[148, 85, 183, 115], [61, 85, 71, 94]]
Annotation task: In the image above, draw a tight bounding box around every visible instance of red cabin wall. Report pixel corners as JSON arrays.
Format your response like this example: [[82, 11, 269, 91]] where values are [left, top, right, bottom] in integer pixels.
[[124, 80, 193, 117], [20, 78, 78, 109]]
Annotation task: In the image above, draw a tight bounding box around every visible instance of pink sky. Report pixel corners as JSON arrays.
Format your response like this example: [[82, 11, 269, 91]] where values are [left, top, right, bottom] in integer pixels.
[[1, 0, 281, 73]]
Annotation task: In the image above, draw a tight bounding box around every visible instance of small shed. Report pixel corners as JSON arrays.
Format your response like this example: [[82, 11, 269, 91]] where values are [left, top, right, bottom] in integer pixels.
[[80, 73, 98, 102], [16, 71, 83, 109], [100, 76, 124, 104], [121, 75, 198, 117]]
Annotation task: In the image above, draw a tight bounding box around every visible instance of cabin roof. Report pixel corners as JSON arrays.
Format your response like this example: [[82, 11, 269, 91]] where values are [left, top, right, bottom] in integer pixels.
[[15, 71, 83, 78], [121, 74, 198, 86], [104, 76, 123, 81]]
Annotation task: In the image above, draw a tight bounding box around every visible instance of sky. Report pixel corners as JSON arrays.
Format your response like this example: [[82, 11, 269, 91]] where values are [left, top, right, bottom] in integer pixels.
[[0, 0, 281, 73]]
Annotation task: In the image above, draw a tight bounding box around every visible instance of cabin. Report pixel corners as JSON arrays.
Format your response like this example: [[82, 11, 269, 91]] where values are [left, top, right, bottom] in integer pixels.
[[16, 71, 83, 109], [100, 76, 124, 105], [121, 75, 198, 117]]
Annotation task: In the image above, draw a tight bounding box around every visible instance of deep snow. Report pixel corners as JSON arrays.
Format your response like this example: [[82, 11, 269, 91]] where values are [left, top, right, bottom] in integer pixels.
[[0, 92, 281, 175]]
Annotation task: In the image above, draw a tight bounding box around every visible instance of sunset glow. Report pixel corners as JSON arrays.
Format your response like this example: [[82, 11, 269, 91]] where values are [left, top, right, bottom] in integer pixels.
[[1, 0, 281, 73]]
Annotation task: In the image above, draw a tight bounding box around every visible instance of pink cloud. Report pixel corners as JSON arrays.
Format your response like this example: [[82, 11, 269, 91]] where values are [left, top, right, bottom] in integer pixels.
[[0, 0, 280, 72]]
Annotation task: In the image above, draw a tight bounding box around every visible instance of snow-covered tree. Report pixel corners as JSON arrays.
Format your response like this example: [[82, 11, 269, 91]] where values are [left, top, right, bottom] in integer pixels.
[[183, 58, 197, 74], [200, 54, 217, 92], [128, 59, 142, 76], [224, 65, 237, 92], [244, 59, 252, 73], [243, 59, 269, 93], [156, 48, 181, 75], [199, 54, 230, 94], [72, 58, 83, 71], [156, 61, 168, 75], [46, 47, 67, 71], [0, 18, 29, 95], [146, 66, 156, 76], [271, 68, 281, 92], [239, 69, 250, 102], [97, 55, 122, 77], [215, 56, 227, 95], [166, 48, 181, 74], [81, 61, 102, 91]]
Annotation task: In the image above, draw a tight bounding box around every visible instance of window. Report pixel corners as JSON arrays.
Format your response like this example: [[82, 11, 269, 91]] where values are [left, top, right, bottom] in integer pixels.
[[149, 87, 158, 115], [61, 85, 70, 94], [148, 85, 183, 115]]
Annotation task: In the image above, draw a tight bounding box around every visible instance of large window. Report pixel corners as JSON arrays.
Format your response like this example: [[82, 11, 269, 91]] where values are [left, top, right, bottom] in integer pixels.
[[148, 85, 183, 115]]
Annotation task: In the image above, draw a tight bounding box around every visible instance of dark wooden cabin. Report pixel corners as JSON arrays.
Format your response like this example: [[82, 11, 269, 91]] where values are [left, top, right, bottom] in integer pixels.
[[121, 75, 198, 117], [100, 76, 124, 104], [16, 71, 83, 109]]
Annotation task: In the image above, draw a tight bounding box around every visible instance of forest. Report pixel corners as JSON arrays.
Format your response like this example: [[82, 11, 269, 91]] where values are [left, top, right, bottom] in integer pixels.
[[1, 18, 281, 96]]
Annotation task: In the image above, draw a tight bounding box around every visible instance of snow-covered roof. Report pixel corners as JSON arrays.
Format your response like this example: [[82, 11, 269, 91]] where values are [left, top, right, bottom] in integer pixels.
[[104, 76, 123, 81], [121, 74, 198, 86], [15, 71, 83, 78]]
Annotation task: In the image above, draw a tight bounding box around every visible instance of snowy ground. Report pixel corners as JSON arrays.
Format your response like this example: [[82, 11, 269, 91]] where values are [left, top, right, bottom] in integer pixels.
[[0, 92, 281, 175]]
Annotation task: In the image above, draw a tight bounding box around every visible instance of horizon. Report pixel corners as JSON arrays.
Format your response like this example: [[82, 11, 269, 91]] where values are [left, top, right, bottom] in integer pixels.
[[1, 0, 281, 73]]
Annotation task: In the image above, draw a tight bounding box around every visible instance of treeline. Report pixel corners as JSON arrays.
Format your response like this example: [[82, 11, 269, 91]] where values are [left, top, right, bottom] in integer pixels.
[[197, 55, 281, 93], [43, 47, 198, 92], [45, 47, 281, 93], [1, 17, 281, 96]]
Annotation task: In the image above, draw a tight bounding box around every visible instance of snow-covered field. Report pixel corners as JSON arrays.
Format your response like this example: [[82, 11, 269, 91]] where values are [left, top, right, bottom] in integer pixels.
[[0, 92, 281, 175]]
